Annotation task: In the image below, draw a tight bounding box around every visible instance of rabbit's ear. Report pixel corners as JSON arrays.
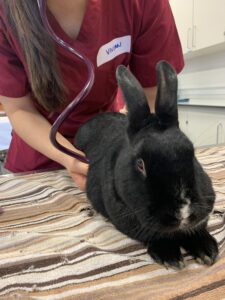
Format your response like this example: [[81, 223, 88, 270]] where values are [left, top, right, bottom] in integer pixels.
[[116, 65, 150, 131], [155, 61, 178, 126]]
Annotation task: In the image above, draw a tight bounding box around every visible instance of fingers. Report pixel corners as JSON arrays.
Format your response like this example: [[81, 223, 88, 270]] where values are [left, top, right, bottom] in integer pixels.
[[74, 159, 89, 176], [66, 158, 89, 191], [119, 105, 128, 114], [70, 173, 87, 191]]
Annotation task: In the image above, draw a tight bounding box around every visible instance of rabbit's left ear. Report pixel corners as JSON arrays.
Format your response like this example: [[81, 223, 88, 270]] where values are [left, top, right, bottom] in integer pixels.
[[116, 65, 150, 131], [155, 61, 178, 126]]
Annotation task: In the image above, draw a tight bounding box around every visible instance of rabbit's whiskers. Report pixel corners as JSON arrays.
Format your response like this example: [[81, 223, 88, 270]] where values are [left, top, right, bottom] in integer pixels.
[[133, 224, 151, 240], [115, 207, 147, 219]]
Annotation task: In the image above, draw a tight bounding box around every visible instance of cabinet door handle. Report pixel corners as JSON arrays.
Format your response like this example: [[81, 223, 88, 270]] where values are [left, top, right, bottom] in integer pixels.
[[217, 123, 223, 144], [187, 28, 192, 50], [192, 25, 197, 48]]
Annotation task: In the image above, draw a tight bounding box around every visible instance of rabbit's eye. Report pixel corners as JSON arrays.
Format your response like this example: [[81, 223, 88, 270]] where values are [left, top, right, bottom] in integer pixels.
[[136, 158, 146, 177]]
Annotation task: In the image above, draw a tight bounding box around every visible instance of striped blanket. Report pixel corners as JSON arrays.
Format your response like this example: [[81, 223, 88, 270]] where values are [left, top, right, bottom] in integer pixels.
[[0, 146, 225, 300]]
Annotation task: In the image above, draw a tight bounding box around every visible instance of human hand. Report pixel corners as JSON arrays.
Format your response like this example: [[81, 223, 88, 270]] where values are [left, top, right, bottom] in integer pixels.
[[66, 158, 89, 191], [119, 105, 127, 114]]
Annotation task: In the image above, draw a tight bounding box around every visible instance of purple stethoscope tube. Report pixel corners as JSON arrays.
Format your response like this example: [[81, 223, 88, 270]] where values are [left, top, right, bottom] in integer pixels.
[[37, 0, 94, 164]]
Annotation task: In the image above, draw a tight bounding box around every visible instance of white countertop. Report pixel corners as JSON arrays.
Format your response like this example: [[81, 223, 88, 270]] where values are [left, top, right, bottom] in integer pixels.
[[178, 98, 225, 107]]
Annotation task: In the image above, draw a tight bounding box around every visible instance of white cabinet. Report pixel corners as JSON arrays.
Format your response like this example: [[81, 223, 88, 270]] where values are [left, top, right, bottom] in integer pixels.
[[169, 0, 194, 54], [178, 106, 225, 147], [193, 0, 225, 50], [178, 108, 189, 136], [170, 0, 225, 54]]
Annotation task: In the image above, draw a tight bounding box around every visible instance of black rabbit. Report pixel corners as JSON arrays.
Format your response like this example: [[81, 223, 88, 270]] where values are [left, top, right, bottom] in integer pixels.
[[75, 61, 218, 269]]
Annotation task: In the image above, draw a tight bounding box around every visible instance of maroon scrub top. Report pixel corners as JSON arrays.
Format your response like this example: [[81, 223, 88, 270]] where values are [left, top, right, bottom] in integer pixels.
[[0, 0, 184, 172]]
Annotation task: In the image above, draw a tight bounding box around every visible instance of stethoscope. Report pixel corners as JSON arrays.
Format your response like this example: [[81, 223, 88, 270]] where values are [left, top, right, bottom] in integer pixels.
[[37, 0, 94, 163]]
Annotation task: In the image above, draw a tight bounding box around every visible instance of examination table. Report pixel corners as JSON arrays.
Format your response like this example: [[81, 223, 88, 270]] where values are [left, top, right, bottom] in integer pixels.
[[0, 145, 224, 300]]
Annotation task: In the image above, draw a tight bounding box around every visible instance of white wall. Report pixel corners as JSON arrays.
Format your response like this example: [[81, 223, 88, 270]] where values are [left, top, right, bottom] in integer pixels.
[[177, 47, 225, 106]]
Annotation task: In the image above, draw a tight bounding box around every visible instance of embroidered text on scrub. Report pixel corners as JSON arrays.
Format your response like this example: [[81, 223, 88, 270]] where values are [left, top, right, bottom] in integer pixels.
[[106, 42, 122, 55], [97, 36, 131, 67]]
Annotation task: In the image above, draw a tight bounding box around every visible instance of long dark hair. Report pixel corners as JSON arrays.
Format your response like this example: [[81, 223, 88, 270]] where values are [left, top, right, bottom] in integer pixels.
[[2, 0, 67, 111]]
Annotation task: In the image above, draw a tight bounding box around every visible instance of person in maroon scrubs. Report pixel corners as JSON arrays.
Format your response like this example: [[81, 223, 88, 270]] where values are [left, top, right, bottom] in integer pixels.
[[0, 0, 184, 190]]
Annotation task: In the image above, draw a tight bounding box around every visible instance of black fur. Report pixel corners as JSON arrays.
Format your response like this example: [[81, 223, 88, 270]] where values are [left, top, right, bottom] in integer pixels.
[[75, 61, 218, 269]]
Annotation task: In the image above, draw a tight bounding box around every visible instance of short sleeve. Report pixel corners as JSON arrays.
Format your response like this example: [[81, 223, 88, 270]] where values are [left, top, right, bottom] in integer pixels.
[[129, 0, 184, 87], [0, 19, 30, 98]]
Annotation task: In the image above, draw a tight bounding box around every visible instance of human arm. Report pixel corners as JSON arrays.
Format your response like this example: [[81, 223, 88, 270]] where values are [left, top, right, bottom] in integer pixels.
[[0, 94, 88, 191], [144, 86, 157, 113]]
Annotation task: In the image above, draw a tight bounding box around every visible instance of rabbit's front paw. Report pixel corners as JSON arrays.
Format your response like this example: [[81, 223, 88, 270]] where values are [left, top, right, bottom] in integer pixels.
[[180, 229, 219, 265], [148, 239, 185, 270]]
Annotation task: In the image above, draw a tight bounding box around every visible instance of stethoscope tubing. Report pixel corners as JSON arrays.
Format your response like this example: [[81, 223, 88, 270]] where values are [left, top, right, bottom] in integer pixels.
[[37, 0, 95, 163]]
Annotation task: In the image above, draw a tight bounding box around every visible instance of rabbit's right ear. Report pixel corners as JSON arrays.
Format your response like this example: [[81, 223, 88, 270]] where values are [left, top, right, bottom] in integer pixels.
[[155, 61, 178, 126], [116, 65, 150, 132]]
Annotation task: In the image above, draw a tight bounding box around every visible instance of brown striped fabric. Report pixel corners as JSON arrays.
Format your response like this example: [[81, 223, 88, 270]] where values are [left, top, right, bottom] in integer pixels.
[[0, 146, 225, 300]]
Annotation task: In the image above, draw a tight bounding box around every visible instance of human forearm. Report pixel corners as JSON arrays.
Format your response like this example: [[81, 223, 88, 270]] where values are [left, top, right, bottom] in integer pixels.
[[9, 108, 81, 168], [144, 86, 157, 112], [0, 94, 83, 169]]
